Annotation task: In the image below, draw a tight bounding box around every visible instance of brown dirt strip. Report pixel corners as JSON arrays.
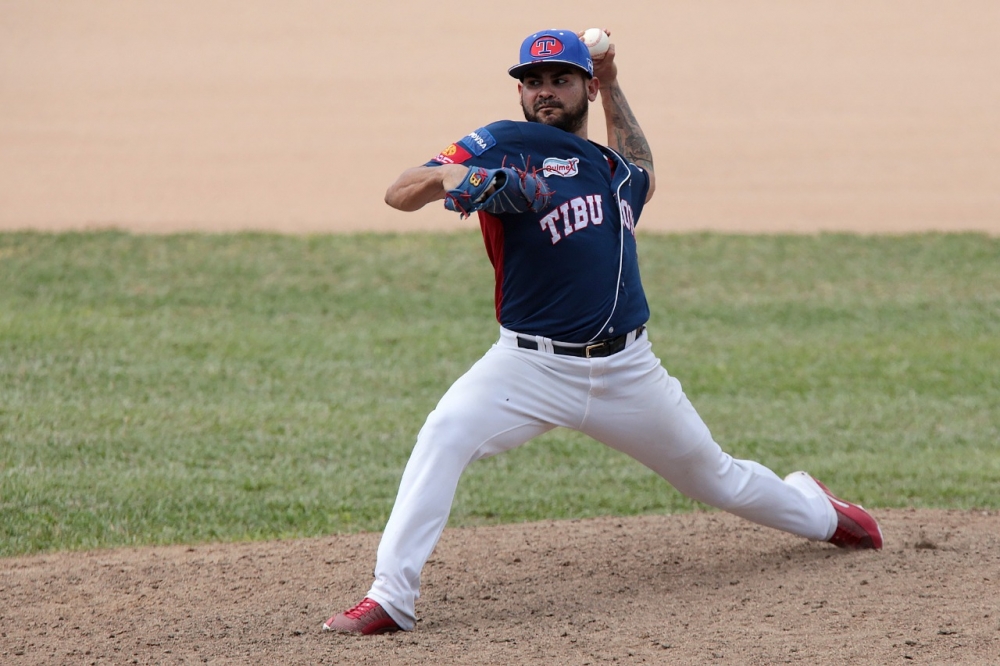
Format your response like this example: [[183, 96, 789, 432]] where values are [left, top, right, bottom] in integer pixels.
[[3, 509, 998, 665]]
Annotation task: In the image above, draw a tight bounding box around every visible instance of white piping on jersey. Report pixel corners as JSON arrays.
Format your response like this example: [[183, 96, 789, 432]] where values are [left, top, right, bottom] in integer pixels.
[[588, 147, 632, 343]]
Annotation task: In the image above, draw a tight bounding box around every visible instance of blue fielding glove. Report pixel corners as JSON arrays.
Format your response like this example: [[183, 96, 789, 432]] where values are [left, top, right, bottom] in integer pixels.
[[444, 167, 553, 218]]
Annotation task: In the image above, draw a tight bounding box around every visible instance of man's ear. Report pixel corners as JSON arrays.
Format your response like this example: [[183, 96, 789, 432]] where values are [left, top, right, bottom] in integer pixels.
[[587, 77, 600, 102]]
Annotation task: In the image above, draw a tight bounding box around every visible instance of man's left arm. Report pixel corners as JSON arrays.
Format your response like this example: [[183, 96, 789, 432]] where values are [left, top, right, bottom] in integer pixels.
[[592, 35, 656, 202]]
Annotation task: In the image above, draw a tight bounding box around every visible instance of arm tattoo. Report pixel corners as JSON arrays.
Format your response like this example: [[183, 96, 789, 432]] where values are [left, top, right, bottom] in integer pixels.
[[605, 84, 654, 173]]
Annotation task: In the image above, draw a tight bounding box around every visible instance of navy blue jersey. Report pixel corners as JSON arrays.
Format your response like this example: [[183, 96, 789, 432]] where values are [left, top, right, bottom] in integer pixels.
[[425, 120, 651, 343]]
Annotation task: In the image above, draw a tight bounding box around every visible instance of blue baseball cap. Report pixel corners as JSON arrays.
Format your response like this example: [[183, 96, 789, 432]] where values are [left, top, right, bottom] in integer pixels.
[[508, 29, 594, 79]]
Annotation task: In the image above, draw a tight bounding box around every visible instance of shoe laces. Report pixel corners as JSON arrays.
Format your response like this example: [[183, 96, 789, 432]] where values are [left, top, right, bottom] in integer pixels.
[[344, 598, 379, 619]]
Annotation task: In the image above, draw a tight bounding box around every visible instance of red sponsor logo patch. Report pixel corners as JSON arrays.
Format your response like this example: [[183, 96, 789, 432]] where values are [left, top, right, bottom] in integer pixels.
[[433, 143, 472, 165], [530, 36, 564, 58]]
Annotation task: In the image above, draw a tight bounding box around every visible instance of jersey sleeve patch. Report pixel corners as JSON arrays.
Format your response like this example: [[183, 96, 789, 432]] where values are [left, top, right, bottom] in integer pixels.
[[432, 142, 473, 165], [457, 127, 497, 156]]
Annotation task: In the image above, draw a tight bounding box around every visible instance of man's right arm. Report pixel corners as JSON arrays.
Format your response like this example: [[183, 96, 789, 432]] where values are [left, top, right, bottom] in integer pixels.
[[384, 165, 471, 211], [591, 37, 656, 203]]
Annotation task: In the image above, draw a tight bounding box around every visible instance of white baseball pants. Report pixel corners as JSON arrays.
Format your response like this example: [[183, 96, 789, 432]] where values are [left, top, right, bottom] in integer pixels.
[[366, 327, 837, 630]]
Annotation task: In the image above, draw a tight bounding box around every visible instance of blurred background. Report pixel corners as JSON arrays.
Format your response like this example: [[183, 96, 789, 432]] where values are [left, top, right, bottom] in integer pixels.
[[1, 0, 998, 233]]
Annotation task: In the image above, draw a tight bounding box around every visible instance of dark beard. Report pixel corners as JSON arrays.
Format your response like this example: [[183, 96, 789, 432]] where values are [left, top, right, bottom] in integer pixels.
[[521, 96, 589, 134]]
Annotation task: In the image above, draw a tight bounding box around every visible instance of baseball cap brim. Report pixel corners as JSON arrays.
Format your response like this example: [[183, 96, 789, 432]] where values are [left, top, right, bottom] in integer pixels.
[[508, 60, 593, 79]]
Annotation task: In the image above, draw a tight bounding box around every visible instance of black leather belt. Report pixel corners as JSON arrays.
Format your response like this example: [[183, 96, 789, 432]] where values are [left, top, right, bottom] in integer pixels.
[[517, 326, 645, 358]]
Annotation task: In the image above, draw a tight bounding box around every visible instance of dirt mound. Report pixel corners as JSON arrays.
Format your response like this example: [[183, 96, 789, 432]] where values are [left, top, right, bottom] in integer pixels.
[[3, 509, 998, 664]]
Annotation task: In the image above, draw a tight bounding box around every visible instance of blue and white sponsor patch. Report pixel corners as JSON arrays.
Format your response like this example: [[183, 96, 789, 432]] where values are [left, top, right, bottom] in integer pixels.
[[457, 127, 496, 156]]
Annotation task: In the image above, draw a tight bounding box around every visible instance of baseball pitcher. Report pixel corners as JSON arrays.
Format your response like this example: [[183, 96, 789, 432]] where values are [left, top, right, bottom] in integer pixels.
[[323, 28, 882, 635]]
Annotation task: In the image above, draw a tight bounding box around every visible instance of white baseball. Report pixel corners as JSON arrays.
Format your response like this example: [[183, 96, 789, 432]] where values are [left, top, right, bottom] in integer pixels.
[[582, 28, 610, 59]]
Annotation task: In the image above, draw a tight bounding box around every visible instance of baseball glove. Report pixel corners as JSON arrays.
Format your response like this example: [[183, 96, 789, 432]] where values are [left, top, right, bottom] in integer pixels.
[[444, 166, 553, 218]]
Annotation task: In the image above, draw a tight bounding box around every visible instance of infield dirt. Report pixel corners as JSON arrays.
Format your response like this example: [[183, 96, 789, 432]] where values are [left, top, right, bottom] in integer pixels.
[[2, 2, 999, 664], [2, 0, 998, 235], [4, 510, 999, 664]]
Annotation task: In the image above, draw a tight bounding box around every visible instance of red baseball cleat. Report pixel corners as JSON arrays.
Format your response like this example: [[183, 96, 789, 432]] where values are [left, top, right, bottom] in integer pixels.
[[786, 471, 883, 550], [323, 597, 401, 635]]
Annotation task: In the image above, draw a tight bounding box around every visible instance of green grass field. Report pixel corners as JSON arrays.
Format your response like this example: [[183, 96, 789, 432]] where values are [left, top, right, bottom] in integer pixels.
[[1, 231, 998, 557]]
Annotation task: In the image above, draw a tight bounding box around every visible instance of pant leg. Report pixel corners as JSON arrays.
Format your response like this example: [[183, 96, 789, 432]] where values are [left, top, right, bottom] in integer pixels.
[[579, 334, 837, 541], [367, 340, 588, 630]]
